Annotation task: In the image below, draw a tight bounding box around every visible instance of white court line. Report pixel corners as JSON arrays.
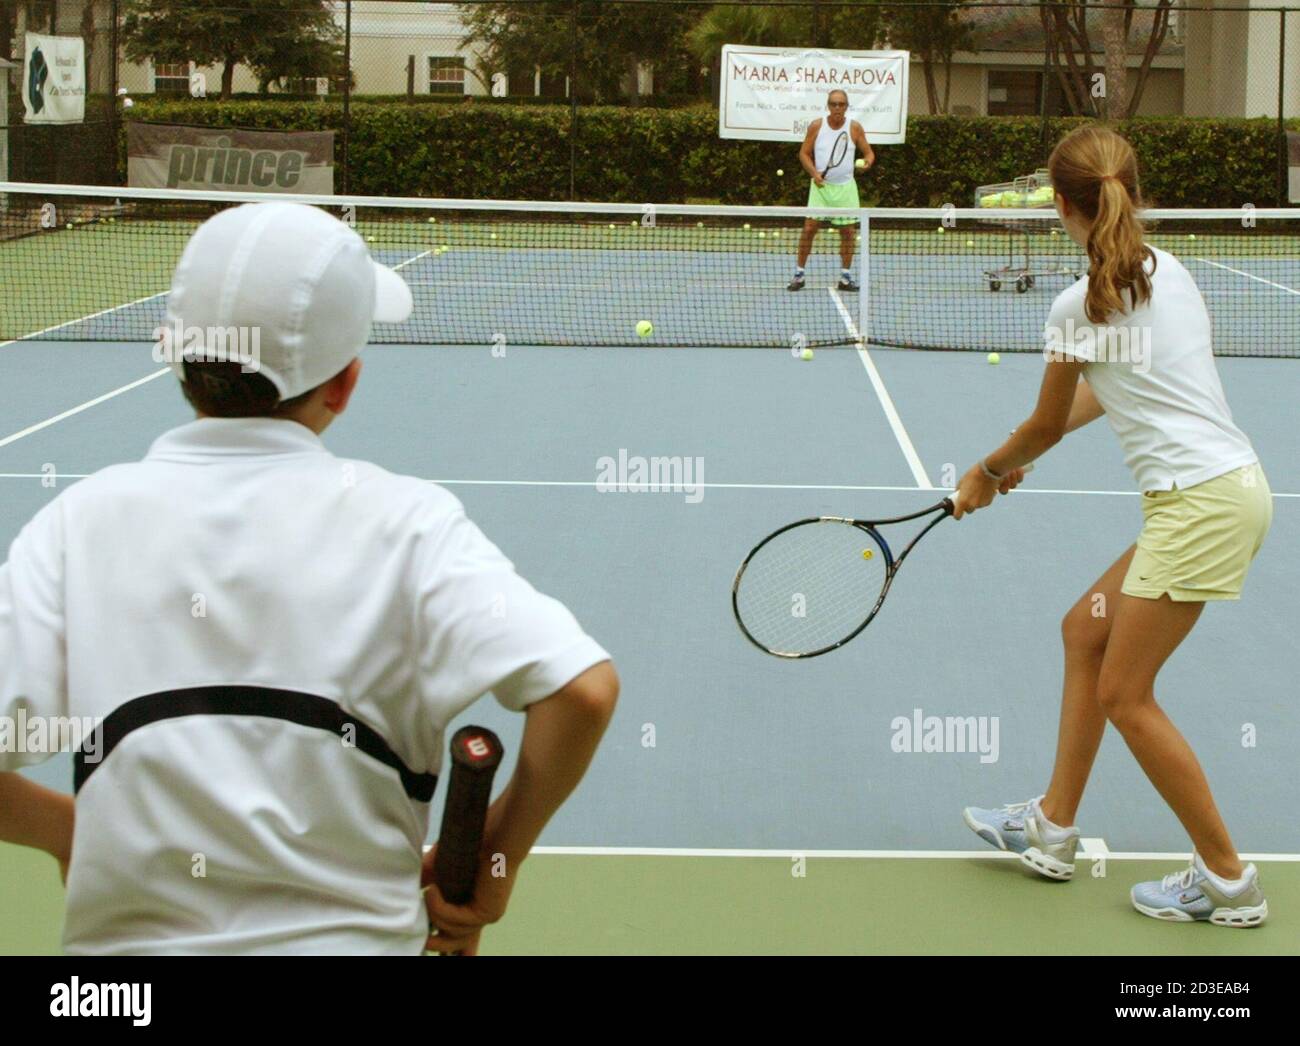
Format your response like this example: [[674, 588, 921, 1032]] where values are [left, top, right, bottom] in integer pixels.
[[523, 845, 1300, 862], [1193, 256, 1300, 296], [0, 370, 171, 449], [828, 288, 932, 489], [0, 291, 168, 350], [0, 474, 1296, 499]]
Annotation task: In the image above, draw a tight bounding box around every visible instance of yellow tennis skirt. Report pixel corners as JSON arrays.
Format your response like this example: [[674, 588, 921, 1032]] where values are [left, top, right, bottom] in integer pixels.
[[1122, 463, 1273, 601], [806, 179, 860, 225]]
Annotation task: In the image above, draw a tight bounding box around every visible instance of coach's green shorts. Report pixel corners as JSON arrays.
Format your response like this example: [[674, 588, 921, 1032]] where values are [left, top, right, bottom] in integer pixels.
[[807, 179, 860, 226], [1122, 463, 1272, 601]]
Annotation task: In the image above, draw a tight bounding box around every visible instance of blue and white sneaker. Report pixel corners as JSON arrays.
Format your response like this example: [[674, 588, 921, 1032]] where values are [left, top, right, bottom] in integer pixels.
[[963, 796, 1080, 880], [1131, 855, 1268, 927]]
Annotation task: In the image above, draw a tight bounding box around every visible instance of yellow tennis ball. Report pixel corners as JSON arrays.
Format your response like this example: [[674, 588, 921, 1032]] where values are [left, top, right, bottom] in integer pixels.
[[427, 217, 436, 224], [744, 223, 751, 231], [777, 168, 785, 177], [800, 348, 814, 361], [966, 239, 975, 247], [636, 320, 653, 337], [1188, 233, 1197, 241], [855, 158, 866, 170], [987, 352, 1001, 365], [862, 549, 873, 560]]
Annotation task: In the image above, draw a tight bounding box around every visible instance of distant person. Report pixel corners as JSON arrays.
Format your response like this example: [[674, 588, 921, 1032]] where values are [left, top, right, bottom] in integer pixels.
[[958, 126, 1271, 927], [788, 88, 875, 293], [0, 202, 619, 954]]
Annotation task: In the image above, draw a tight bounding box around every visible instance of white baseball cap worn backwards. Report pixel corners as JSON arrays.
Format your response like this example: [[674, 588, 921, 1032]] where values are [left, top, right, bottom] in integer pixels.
[[165, 202, 413, 401]]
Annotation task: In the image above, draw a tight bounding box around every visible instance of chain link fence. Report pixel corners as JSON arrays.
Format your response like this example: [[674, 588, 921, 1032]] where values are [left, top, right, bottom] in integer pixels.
[[2, 1, 1297, 199]]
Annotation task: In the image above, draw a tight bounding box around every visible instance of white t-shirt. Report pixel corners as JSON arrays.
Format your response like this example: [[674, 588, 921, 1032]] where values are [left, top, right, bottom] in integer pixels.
[[1043, 245, 1258, 491], [813, 118, 858, 185], [0, 418, 609, 955]]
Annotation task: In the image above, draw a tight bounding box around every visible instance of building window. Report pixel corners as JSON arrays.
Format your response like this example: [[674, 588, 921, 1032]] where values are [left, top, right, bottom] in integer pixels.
[[987, 70, 1045, 116], [507, 64, 536, 97], [428, 56, 466, 95], [153, 61, 191, 94], [539, 71, 568, 98]]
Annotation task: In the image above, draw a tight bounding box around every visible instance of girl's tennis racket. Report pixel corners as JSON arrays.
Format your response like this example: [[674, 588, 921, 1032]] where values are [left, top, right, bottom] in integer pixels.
[[821, 131, 848, 178], [732, 499, 953, 659], [732, 464, 1032, 659]]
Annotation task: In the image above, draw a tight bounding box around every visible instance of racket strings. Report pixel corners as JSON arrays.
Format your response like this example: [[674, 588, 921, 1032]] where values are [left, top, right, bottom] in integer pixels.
[[735, 522, 888, 656]]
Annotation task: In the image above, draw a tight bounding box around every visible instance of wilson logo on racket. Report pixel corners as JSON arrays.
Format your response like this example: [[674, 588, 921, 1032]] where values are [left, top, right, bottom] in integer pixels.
[[461, 735, 495, 761]]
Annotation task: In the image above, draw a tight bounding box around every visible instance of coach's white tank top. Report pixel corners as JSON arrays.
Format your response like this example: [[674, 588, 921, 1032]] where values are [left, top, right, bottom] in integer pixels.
[[813, 118, 856, 184]]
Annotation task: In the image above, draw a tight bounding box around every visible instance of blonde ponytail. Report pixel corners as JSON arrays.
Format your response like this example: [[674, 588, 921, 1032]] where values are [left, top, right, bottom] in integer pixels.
[[1047, 127, 1154, 323]]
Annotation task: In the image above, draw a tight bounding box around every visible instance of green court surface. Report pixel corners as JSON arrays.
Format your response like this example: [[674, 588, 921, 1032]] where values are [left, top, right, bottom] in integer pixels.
[[4, 842, 1295, 956]]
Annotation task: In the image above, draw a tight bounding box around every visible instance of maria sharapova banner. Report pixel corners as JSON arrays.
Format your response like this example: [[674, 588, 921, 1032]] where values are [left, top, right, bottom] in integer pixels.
[[719, 46, 909, 144]]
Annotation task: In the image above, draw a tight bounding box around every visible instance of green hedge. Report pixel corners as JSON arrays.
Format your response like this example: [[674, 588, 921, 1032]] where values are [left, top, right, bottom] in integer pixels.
[[117, 99, 1299, 207]]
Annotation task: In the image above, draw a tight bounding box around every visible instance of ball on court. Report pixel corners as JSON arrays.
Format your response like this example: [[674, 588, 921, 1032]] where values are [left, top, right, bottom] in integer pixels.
[[862, 549, 873, 559], [636, 320, 654, 338], [987, 352, 1001, 365], [855, 158, 866, 170], [936, 226, 945, 234], [800, 348, 814, 361]]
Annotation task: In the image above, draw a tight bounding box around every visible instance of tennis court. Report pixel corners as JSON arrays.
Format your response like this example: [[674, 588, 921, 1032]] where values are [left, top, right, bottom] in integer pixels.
[[1, 184, 1298, 954]]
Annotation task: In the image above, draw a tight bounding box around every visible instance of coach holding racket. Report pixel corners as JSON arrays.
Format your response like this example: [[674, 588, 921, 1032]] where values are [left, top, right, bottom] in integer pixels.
[[788, 89, 875, 293], [0, 201, 618, 954]]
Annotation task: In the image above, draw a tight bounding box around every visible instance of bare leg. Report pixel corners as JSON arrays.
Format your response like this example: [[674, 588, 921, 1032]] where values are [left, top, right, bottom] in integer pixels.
[[1095, 592, 1243, 879], [1040, 546, 1135, 827], [795, 219, 820, 268], [837, 224, 856, 269]]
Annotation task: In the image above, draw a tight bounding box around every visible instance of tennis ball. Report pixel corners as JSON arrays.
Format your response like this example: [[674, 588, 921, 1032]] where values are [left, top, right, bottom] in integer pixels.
[[1188, 233, 1197, 241], [966, 239, 975, 247], [862, 549, 874, 560], [937, 226, 945, 234], [758, 231, 766, 239], [744, 223, 751, 231], [427, 217, 436, 224], [636, 320, 654, 337], [855, 158, 866, 170], [800, 348, 814, 361], [777, 168, 785, 177], [987, 352, 1001, 365], [697, 221, 704, 228]]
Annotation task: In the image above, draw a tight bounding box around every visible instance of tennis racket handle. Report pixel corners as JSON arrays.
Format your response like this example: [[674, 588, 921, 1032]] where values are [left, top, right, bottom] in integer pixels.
[[433, 726, 504, 906]]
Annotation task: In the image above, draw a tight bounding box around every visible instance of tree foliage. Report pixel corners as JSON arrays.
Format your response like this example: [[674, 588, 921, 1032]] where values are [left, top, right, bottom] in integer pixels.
[[121, 0, 341, 99]]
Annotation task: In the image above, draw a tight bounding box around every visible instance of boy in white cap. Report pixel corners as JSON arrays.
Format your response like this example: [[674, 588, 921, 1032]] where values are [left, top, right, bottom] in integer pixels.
[[0, 202, 618, 955]]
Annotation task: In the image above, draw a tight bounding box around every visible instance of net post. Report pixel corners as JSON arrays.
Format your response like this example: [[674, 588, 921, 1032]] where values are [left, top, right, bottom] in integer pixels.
[[858, 209, 869, 349], [1279, 9, 1288, 207]]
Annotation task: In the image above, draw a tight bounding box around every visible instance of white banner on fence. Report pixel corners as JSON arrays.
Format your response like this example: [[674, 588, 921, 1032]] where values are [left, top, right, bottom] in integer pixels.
[[719, 45, 908, 144], [22, 33, 86, 124]]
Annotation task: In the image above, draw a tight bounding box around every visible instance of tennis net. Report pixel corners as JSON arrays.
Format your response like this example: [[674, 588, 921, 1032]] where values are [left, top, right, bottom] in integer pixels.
[[2, 183, 1296, 357]]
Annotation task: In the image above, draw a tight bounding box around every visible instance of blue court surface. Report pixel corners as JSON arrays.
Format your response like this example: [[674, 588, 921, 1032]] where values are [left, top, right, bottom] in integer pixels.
[[2, 332, 1297, 863]]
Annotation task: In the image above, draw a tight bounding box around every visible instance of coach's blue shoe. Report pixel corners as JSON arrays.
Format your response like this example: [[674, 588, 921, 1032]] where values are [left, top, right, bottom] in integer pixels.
[[963, 796, 1080, 881], [1131, 855, 1268, 927]]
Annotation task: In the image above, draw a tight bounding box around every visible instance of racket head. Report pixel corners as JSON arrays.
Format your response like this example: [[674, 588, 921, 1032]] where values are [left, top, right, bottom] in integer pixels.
[[732, 517, 892, 659], [823, 131, 848, 175]]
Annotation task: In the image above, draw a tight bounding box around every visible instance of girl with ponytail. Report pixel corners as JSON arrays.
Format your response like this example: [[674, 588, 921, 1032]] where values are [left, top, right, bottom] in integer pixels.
[[956, 126, 1273, 927]]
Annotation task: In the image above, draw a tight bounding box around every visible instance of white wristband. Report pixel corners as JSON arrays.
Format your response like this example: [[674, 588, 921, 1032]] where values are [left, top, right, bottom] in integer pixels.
[[980, 458, 1005, 481]]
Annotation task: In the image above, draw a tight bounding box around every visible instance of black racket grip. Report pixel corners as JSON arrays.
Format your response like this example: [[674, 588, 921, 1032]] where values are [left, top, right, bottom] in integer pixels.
[[433, 726, 504, 905]]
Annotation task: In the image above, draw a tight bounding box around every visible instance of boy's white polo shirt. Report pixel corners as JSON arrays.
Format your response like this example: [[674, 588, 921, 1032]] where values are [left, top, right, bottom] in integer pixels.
[[0, 417, 609, 954]]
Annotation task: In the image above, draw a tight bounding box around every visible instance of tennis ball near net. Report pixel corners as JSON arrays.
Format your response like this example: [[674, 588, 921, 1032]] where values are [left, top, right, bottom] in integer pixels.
[[987, 352, 1001, 365], [636, 320, 654, 338], [800, 348, 814, 361]]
